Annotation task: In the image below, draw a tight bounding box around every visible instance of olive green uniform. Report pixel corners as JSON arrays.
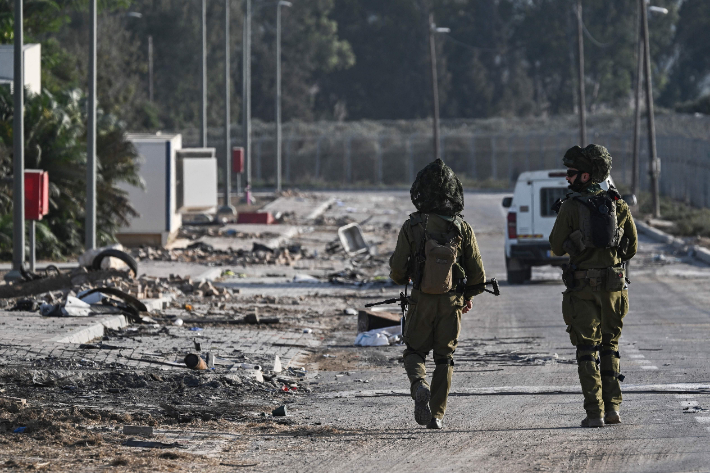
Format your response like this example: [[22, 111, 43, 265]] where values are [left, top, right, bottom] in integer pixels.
[[389, 213, 485, 420], [549, 184, 637, 418]]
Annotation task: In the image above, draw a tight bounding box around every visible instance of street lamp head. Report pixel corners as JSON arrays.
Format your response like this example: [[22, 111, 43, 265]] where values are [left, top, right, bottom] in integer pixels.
[[648, 6, 669, 15], [278, 1, 292, 7], [430, 22, 450, 34], [126, 11, 143, 19]]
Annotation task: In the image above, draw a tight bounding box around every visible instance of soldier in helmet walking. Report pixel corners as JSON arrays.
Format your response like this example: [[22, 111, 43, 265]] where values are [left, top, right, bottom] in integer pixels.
[[389, 159, 486, 430], [549, 145, 638, 428]]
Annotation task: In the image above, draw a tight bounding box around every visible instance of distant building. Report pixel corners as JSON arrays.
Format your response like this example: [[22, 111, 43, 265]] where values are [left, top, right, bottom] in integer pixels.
[[0, 44, 42, 95]]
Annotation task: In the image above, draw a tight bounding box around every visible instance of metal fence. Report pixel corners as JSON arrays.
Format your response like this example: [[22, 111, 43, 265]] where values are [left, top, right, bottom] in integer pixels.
[[190, 127, 710, 207]]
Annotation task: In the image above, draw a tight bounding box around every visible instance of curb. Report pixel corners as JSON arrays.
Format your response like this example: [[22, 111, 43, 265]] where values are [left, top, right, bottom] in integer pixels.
[[49, 314, 128, 344], [635, 220, 710, 265]]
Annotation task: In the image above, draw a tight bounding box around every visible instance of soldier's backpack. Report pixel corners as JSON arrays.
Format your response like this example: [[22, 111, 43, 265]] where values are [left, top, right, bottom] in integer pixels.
[[561, 189, 624, 256], [576, 192, 622, 248], [411, 214, 462, 294]]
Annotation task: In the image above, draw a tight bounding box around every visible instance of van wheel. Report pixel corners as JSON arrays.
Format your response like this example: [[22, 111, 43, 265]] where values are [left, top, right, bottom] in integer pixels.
[[506, 257, 531, 284]]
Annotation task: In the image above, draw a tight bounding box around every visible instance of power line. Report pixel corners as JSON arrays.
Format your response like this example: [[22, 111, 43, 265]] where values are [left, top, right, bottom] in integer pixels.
[[581, 21, 617, 48]]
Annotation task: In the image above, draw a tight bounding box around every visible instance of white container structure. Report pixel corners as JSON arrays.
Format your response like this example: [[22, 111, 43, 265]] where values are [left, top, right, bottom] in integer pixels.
[[176, 148, 218, 211], [118, 133, 183, 247], [0, 44, 42, 95]]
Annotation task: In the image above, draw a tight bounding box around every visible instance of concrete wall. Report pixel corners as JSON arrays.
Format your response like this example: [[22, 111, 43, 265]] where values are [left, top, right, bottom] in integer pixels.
[[0, 44, 42, 95]]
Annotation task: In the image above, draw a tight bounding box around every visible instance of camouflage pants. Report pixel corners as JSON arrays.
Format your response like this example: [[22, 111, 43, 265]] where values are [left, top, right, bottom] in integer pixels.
[[562, 286, 629, 418], [402, 289, 464, 420]]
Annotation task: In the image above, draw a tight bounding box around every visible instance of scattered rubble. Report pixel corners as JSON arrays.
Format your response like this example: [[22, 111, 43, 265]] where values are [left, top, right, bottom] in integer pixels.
[[130, 241, 312, 267]]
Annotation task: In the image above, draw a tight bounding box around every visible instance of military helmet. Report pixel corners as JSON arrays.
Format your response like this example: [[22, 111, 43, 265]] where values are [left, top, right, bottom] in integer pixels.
[[562, 144, 612, 183], [410, 159, 464, 216]]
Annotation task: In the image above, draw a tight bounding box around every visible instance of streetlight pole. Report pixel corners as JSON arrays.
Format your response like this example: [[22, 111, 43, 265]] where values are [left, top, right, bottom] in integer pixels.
[[220, 0, 236, 215], [576, 0, 586, 147], [148, 35, 154, 103], [243, 0, 252, 204], [276, 1, 292, 193], [200, 0, 207, 148], [86, 0, 97, 251], [631, 9, 643, 199], [428, 14, 449, 162], [6, 0, 24, 282], [641, 0, 663, 218]]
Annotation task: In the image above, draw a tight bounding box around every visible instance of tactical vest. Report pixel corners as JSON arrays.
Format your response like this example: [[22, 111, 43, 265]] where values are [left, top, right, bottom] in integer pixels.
[[409, 213, 463, 294], [561, 189, 624, 256]]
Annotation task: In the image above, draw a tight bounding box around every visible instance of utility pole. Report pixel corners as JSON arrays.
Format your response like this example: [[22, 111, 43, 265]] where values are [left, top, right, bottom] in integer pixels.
[[276, 1, 292, 193], [631, 7, 643, 199], [220, 0, 236, 215], [428, 13, 448, 162], [200, 0, 207, 148], [148, 35, 154, 103], [86, 0, 97, 251], [576, 0, 586, 147], [6, 0, 24, 282], [243, 0, 252, 203], [640, 0, 661, 217]]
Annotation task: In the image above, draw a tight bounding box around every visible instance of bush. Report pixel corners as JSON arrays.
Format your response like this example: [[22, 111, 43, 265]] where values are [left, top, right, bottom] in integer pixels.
[[0, 87, 141, 260]]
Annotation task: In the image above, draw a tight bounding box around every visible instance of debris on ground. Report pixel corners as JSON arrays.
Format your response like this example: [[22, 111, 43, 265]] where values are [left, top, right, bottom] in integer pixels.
[[354, 325, 403, 347], [357, 308, 401, 332]]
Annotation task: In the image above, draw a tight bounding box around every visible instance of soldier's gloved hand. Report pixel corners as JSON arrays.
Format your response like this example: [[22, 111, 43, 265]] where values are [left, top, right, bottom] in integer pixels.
[[462, 299, 473, 314]]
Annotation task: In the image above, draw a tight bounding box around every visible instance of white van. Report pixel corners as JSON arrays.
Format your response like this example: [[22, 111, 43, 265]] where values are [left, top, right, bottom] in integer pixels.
[[501, 170, 620, 284]]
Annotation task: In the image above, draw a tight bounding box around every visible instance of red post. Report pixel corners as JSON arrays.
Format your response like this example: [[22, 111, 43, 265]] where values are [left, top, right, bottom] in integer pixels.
[[232, 147, 245, 174]]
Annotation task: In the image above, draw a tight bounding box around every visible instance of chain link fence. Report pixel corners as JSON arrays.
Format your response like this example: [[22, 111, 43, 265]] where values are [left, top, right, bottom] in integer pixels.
[[182, 119, 710, 207]]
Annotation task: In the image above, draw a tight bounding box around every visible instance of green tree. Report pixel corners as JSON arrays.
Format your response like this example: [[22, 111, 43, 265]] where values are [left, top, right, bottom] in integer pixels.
[[250, 0, 355, 122], [660, 0, 710, 106], [0, 87, 141, 259]]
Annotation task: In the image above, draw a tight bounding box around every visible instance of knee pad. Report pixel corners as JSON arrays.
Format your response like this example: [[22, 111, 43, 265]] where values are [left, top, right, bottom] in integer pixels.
[[599, 348, 624, 382], [576, 345, 600, 365], [435, 357, 454, 367]]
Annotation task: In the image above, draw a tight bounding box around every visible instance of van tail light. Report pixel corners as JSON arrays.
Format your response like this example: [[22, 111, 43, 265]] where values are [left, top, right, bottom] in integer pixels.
[[507, 212, 517, 239]]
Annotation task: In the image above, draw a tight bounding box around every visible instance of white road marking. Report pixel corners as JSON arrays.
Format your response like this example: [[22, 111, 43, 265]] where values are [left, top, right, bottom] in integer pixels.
[[636, 360, 652, 364], [628, 354, 646, 359], [641, 365, 659, 370], [681, 401, 699, 407], [694, 417, 710, 423], [675, 394, 697, 398], [322, 383, 710, 398]]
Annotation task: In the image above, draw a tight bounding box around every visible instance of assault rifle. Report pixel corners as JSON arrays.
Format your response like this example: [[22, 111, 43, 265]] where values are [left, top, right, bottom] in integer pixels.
[[364, 278, 501, 314]]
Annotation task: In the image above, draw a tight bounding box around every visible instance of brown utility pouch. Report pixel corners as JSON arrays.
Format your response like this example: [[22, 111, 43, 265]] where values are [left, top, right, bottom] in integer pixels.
[[605, 264, 626, 292], [420, 238, 458, 294], [581, 268, 604, 292], [562, 229, 587, 257]]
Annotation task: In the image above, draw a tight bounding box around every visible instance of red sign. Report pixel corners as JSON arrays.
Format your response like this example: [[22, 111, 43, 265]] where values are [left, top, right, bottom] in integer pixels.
[[25, 170, 49, 221], [237, 212, 274, 224], [232, 147, 244, 173]]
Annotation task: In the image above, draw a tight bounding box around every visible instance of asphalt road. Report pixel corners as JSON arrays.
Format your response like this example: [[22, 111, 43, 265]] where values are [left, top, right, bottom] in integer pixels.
[[257, 191, 710, 473]]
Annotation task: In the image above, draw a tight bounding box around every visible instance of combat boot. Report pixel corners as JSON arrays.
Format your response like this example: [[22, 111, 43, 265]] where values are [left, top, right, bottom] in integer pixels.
[[604, 410, 621, 424], [426, 418, 443, 430], [414, 382, 432, 425], [580, 417, 605, 428]]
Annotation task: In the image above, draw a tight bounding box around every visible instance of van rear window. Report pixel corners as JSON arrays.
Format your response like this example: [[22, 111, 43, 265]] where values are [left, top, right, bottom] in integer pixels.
[[540, 187, 569, 217]]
